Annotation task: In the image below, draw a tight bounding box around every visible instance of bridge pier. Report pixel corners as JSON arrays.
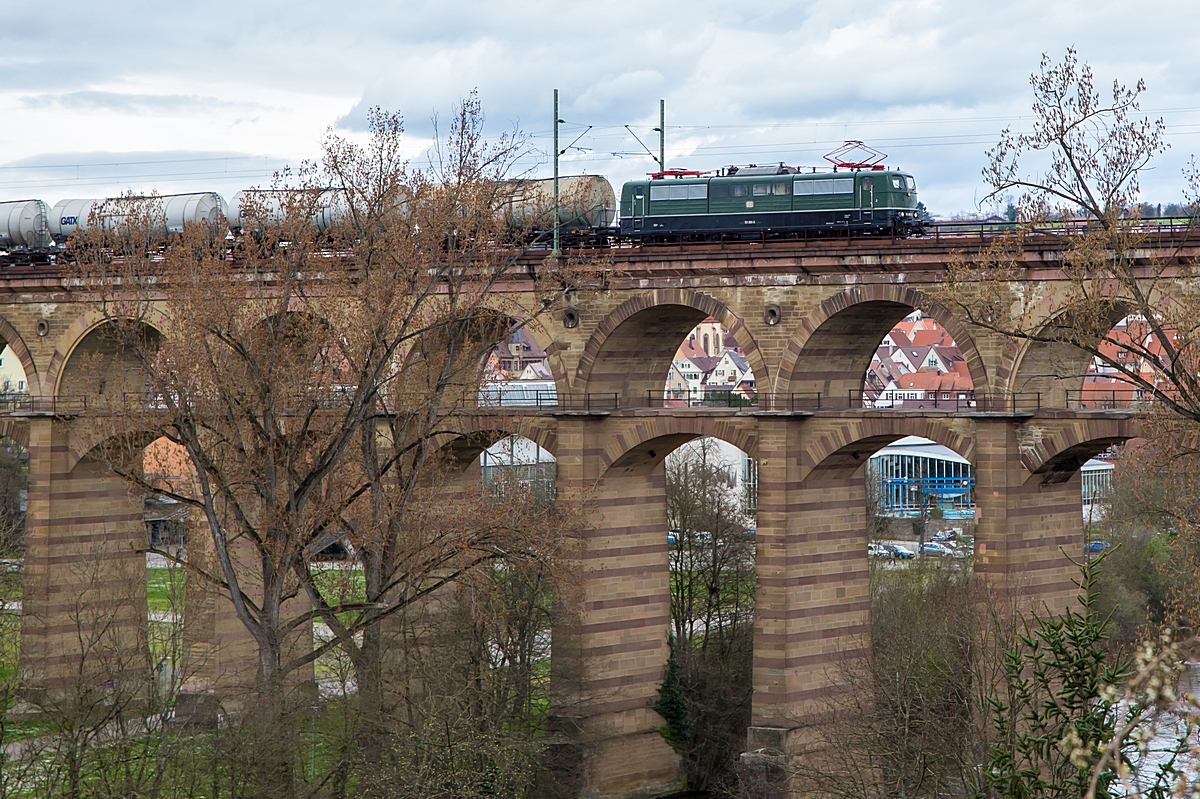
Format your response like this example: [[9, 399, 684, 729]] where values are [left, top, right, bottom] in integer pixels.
[[176, 516, 261, 721], [749, 417, 872, 771], [550, 417, 684, 799], [18, 416, 148, 699], [973, 419, 1080, 612]]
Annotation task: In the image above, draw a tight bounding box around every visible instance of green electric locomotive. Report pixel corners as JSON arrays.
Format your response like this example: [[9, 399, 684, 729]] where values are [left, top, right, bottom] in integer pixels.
[[618, 162, 921, 239]]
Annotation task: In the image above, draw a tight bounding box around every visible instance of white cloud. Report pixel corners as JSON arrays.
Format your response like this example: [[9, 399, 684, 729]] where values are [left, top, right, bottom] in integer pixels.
[[3, 0, 1200, 212]]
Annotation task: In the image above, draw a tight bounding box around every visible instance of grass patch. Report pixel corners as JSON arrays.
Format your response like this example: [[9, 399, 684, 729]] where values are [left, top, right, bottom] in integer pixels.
[[147, 567, 184, 613]]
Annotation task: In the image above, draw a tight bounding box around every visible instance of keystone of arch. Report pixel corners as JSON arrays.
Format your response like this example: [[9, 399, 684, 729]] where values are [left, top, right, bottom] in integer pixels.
[[799, 415, 974, 483], [773, 285, 990, 396], [574, 288, 769, 395]]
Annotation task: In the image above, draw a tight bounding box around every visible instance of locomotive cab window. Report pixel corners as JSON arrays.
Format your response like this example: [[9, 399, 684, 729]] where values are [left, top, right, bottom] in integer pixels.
[[891, 177, 902, 189], [650, 184, 707, 201], [710, 182, 748, 198], [905, 176, 916, 190], [794, 178, 852, 195], [715, 183, 748, 197], [752, 182, 789, 196]]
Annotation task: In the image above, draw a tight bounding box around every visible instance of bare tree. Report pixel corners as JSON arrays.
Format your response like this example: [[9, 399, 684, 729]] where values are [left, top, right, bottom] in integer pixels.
[[663, 438, 756, 793], [936, 50, 1200, 797], [64, 94, 596, 783], [939, 49, 1200, 420]]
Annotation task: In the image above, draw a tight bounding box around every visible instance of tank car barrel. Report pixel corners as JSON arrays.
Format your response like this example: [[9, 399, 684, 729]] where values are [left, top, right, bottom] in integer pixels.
[[228, 189, 347, 233], [48, 192, 229, 242], [0, 200, 52, 249]]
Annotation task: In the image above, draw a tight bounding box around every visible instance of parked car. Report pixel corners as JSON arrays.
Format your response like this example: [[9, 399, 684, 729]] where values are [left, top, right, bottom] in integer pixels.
[[881, 543, 916, 560], [949, 538, 974, 556], [931, 527, 964, 543], [1086, 540, 1109, 554], [919, 541, 956, 557], [868, 543, 888, 558]]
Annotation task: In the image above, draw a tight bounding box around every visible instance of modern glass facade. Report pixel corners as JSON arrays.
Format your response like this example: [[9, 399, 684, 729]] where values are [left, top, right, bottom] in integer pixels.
[[868, 438, 974, 519]]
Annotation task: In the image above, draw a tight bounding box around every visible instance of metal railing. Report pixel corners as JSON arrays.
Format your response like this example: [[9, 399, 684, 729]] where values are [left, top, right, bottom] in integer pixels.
[[1064, 390, 1151, 411], [0, 387, 1140, 417], [474, 390, 561, 409], [851, 390, 1042, 413], [646, 390, 759, 409]]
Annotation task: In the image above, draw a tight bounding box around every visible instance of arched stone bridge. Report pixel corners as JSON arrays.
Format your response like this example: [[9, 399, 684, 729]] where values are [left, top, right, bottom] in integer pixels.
[[0, 235, 1176, 799]]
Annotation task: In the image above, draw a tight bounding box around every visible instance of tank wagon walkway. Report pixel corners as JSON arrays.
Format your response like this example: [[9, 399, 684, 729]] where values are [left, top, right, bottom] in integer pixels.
[[0, 235, 1181, 799]]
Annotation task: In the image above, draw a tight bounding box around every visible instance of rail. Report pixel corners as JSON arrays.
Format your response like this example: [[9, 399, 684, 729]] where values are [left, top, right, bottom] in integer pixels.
[[531, 217, 1200, 254], [5, 218, 1198, 272]]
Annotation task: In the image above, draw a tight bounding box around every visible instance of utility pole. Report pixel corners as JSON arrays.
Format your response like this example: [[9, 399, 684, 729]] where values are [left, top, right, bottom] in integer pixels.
[[652, 99, 665, 172], [553, 89, 560, 256]]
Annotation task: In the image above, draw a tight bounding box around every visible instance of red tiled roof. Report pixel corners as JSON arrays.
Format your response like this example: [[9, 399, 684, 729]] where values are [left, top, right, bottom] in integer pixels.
[[910, 328, 952, 347]]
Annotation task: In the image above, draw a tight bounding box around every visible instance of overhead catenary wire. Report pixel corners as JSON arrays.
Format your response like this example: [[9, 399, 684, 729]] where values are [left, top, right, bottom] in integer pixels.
[[8, 106, 1200, 195]]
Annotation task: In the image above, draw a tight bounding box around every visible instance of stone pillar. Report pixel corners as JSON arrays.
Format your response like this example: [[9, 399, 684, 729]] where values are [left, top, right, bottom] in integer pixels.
[[973, 419, 1079, 613], [177, 515, 260, 720], [550, 418, 683, 799], [179, 526, 315, 718], [749, 418, 871, 760], [379, 459, 482, 728], [19, 416, 148, 695]]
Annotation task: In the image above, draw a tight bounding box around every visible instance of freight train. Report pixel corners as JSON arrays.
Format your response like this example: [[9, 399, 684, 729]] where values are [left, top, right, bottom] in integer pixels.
[[0, 156, 921, 259]]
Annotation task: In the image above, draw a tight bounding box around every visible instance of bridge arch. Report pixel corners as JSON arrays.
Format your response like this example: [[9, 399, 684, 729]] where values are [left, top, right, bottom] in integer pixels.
[[599, 416, 758, 478], [575, 289, 768, 400], [1018, 417, 1140, 484], [800, 415, 974, 483], [0, 419, 29, 451], [429, 417, 559, 473], [486, 312, 569, 400], [774, 285, 989, 401], [0, 315, 39, 398], [48, 310, 168, 401], [1002, 306, 1132, 405]]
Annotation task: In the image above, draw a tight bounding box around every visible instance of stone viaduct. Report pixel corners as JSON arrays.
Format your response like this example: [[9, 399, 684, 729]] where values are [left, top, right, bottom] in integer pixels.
[[0, 234, 1178, 798]]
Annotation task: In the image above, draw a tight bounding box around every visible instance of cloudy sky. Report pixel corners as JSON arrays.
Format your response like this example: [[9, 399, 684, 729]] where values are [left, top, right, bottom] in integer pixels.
[[4, 0, 1200, 217]]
